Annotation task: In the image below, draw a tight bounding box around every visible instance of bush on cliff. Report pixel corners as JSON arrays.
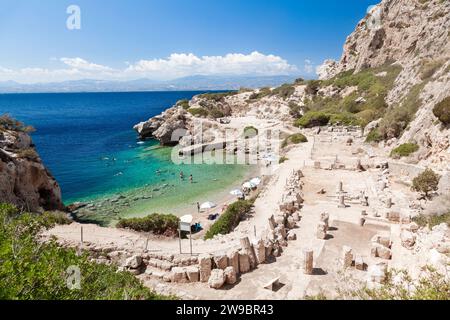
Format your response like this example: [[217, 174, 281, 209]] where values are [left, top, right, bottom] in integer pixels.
[[0, 203, 169, 300], [412, 168, 441, 198], [0, 114, 35, 133], [116, 213, 179, 236], [204, 200, 253, 240], [433, 97, 450, 125], [295, 111, 331, 128], [390, 143, 419, 158], [282, 133, 308, 148], [176, 99, 190, 109], [188, 107, 209, 118]]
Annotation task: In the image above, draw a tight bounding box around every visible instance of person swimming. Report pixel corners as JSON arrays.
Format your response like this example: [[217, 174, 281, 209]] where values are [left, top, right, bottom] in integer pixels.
[[180, 170, 184, 180], [189, 174, 193, 183]]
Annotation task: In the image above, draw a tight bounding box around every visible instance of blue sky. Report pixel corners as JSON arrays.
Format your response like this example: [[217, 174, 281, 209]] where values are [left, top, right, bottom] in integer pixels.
[[0, 0, 378, 83]]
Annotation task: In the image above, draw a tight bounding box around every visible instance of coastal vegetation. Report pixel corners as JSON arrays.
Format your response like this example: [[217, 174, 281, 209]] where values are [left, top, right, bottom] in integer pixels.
[[282, 133, 308, 148], [0, 203, 168, 300], [271, 83, 295, 100], [338, 266, 449, 300], [412, 168, 441, 198], [365, 128, 383, 143], [248, 87, 272, 101], [176, 99, 190, 109], [204, 200, 253, 240], [433, 96, 450, 125], [197, 91, 237, 102], [243, 126, 258, 138], [116, 213, 179, 236], [390, 143, 419, 158], [0, 114, 35, 133], [187, 107, 209, 118], [412, 212, 450, 228], [293, 64, 403, 131]]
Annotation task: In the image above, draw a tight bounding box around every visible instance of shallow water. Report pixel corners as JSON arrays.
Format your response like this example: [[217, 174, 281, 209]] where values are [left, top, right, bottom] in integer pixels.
[[0, 91, 253, 224]]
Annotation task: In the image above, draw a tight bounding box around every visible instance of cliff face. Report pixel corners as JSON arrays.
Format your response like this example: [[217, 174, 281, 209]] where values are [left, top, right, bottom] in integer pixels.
[[320, 0, 450, 79], [319, 0, 450, 170], [0, 124, 64, 212]]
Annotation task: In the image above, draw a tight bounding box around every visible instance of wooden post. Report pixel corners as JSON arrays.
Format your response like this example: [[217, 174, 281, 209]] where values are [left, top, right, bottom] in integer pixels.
[[189, 229, 193, 256], [178, 222, 182, 254]]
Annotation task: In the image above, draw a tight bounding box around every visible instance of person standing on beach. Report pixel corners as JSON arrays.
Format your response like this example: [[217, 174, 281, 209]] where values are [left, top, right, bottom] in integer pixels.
[[197, 202, 200, 213], [189, 174, 193, 183]]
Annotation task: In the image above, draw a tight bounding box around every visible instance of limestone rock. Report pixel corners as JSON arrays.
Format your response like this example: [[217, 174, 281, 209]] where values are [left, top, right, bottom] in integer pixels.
[[227, 249, 240, 274], [400, 230, 416, 249], [0, 129, 64, 212], [238, 252, 251, 273], [171, 267, 188, 283], [287, 230, 297, 241], [213, 253, 228, 270], [124, 255, 142, 269], [208, 269, 226, 289], [198, 254, 212, 282], [185, 266, 200, 283], [224, 266, 237, 285]]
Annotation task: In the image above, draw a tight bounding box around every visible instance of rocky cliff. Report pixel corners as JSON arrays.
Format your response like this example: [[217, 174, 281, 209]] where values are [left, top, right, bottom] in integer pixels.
[[134, 0, 449, 171], [0, 117, 64, 212]]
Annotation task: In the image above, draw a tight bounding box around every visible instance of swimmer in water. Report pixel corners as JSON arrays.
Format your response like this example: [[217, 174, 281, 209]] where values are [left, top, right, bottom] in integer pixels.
[[189, 174, 193, 183], [180, 171, 184, 180], [156, 169, 161, 175]]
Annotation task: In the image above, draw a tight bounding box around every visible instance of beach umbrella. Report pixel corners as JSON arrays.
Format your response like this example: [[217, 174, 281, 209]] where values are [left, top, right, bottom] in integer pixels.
[[242, 181, 256, 189], [200, 201, 217, 210], [250, 177, 261, 186], [230, 189, 243, 197]]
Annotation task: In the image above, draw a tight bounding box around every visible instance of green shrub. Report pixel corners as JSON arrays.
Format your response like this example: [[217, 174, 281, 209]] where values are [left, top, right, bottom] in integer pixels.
[[210, 108, 225, 119], [433, 97, 450, 125], [188, 108, 209, 117], [329, 112, 362, 126], [198, 91, 237, 102], [420, 60, 443, 80], [412, 168, 441, 198], [0, 114, 35, 133], [176, 99, 190, 109], [116, 213, 179, 235], [340, 266, 449, 300], [305, 80, 321, 95], [16, 148, 40, 161], [288, 102, 302, 118], [41, 211, 72, 226], [365, 128, 383, 143], [412, 212, 450, 228], [282, 133, 308, 148], [243, 126, 258, 138], [279, 156, 289, 164], [295, 111, 331, 128], [390, 143, 419, 158], [204, 200, 253, 240], [0, 203, 171, 300], [248, 87, 272, 100], [271, 84, 295, 100]]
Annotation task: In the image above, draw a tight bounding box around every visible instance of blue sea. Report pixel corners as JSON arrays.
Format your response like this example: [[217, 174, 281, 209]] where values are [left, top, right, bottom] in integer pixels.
[[0, 92, 252, 224]]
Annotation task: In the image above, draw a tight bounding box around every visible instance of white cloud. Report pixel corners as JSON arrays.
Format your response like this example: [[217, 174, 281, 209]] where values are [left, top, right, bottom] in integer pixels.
[[0, 52, 298, 83], [60, 57, 113, 72], [125, 51, 297, 79]]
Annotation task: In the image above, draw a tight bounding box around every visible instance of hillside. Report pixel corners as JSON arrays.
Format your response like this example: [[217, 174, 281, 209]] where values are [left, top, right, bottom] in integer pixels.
[[135, 0, 449, 171]]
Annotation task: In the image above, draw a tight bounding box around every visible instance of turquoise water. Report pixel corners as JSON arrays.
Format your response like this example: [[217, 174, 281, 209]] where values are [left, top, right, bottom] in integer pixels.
[[0, 92, 253, 224]]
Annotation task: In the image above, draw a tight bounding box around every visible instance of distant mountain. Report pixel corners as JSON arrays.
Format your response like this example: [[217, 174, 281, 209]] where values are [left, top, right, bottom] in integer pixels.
[[0, 75, 305, 93]]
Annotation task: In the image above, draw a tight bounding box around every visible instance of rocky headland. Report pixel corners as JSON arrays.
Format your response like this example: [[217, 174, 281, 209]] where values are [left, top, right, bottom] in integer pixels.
[[0, 116, 63, 212]]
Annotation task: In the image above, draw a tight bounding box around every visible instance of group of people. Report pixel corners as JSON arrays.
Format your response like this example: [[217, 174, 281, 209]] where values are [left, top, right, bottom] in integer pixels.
[[179, 170, 193, 183]]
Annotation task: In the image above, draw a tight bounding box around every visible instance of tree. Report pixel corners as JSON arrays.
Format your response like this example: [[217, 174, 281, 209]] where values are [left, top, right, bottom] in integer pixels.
[[412, 168, 441, 198]]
